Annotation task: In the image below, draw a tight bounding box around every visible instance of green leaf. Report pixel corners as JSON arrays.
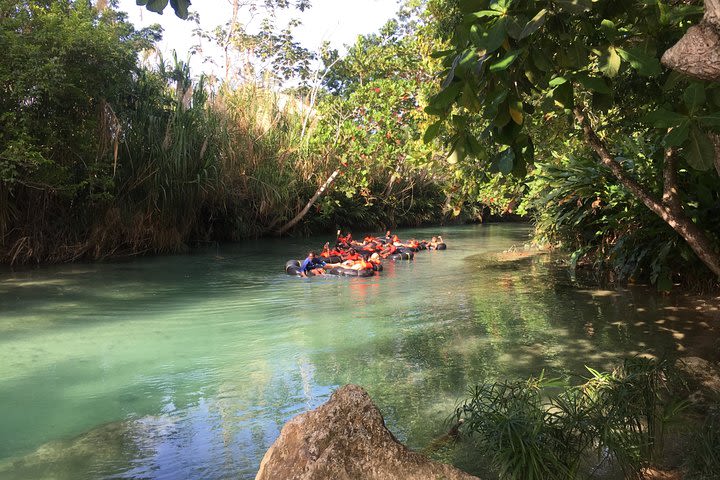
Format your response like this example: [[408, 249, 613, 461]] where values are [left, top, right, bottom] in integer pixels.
[[144, 0, 169, 14], [509, 99, 524, 125], [662, 71, 686, 92], [532, 48, 552, 72], [599, 46, 621, 78], [663, 121, 690, 147], [489, 49, 522, 72], [458, 0, 487, 13], [430, 49, 456, 59], [556, 0, 592, 14], [697, 113, 720, 127], [575, 74, 611, 94], [465, 10, 504, 21], [471, 18, 508, 53], [490, 0, 512, 13], [169, 0, 190, 19], [643, 109, 688, 128], [549, 76, 568, 87], [429, 83, 463, 110], [493, 100, 511, 127], [466, 134, 484, 156], [496, 147, 515, 174], [616, 48, 661, 77], [683, 83, 706, 113], [551, 81, 574, 109], [448, 142, 466, 165], [599, 19, 617, 42], [423, 121, 443, 144], [518, 9, 547, 40], [685, 127, 715, 170]]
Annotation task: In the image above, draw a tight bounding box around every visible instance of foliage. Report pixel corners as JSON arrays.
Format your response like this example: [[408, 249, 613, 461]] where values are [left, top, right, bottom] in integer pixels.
[[0, 0, 159, 260], [454, 358, 686, 479], [189, 1, 315, 87], [520, 129, 720, 288], [686, 406, 720, 480], [424, 0, 720, 283]]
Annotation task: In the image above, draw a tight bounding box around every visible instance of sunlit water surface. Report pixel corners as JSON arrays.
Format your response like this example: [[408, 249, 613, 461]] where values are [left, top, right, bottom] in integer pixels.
[[0, 224, 717, 479]]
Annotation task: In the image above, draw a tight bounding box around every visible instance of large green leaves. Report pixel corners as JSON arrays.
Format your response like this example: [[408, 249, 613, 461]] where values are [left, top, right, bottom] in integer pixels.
[[616, 48, 661, 77], [136, 0, 192, 18], [685, 127, 715, 170], [598, 46, 621, 78]]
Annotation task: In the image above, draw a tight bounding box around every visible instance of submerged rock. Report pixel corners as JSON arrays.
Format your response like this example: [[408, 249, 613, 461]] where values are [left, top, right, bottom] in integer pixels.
[[255, 384, 479, 480]]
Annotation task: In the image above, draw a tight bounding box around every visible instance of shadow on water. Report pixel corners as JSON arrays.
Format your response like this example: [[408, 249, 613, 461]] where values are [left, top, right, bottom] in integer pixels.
[[0, 224, 718, 479]]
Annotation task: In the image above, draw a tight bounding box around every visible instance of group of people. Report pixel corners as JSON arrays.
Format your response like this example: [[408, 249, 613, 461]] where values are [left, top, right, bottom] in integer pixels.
[[295, 230, 445, 277]]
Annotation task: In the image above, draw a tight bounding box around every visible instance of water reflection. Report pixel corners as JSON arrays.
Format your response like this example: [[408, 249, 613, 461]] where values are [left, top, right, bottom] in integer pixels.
[[0, 225, 717, 479]]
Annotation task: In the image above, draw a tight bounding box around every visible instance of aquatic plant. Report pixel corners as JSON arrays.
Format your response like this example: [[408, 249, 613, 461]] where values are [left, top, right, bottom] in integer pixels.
[[454, 358, 686, 479]]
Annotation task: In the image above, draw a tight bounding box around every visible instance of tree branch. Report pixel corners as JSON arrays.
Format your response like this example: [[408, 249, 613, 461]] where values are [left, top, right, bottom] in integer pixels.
[[572, 107, 664, 217], [275, 169, 340, 236]]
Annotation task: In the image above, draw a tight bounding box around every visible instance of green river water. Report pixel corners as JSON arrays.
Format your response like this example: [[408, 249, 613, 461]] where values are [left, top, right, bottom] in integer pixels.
[[0, 224, 717, 479]]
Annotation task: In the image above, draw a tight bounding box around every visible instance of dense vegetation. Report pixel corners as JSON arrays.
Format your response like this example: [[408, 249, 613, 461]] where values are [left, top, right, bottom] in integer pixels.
[[452, 357, 720, 479], [2, 0, 719, 292]]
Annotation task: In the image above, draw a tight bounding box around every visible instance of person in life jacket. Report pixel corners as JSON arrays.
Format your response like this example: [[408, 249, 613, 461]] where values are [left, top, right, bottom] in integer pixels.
[[324, 254, 374, 271], [379, 242, 397, 258], [343, 247, 361, 261], [336, 230, 353, 248], [320, 242, 343, 257], [428, 235, 444, 250], [299, 251, 326, 277]]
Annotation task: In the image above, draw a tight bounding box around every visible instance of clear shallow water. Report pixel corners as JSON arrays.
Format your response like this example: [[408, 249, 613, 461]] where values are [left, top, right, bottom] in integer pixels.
[[0, 224, 717, 479]]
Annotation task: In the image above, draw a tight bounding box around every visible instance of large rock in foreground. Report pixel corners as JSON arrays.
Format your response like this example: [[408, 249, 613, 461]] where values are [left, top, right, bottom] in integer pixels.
[[255, 384, 479, 480]]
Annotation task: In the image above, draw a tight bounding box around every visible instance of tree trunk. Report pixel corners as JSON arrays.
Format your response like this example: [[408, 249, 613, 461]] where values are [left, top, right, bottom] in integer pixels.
[[276, 169, 340, 236], [573, 107, 720, 278], [661, 0, 720, 82]]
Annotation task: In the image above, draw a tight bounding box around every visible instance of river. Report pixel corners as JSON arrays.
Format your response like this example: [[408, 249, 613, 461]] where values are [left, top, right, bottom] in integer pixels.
[[0, 224, 717, 479]]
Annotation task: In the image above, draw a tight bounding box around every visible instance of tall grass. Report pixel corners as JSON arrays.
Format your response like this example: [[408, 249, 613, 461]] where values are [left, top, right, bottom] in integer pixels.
[[454, 358, 686, 479]]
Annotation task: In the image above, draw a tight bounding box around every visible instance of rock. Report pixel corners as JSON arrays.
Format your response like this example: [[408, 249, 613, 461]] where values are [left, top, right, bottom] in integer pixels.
[[255, 384, 479, 480], [675, 357, 720, 407]]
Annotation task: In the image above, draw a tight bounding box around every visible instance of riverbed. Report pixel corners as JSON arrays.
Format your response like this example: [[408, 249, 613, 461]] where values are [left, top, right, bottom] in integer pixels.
[[0, 224, 717, 479]]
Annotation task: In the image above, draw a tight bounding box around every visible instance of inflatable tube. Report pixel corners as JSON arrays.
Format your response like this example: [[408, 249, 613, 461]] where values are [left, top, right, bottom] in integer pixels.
[[390, 252, 413, 261], [341, 268, 358, 276], [436, 243, 447, 250], [321, 255, 342, 263], [327, 267, 344, 276], [285, 260, 302, 276], [372, 263, 383, 272], [356, 268, 375, 277]]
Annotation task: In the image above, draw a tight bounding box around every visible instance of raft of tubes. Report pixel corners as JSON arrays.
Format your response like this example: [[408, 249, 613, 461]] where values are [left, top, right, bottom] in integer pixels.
[[285, 232, 447, 277]]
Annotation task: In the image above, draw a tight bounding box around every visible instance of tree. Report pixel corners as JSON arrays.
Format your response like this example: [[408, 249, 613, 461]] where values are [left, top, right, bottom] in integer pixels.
[[427, 0, 720, 278], [0, 0, 161, 260]]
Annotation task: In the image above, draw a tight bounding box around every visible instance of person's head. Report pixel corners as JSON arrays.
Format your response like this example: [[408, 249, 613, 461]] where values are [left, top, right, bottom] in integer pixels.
[[307, 251, 316, 259], [392, 235, 399, 242], [431, 236, 437, 242], [370, 252, 380, 263], [348, 248, 356, 254]]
